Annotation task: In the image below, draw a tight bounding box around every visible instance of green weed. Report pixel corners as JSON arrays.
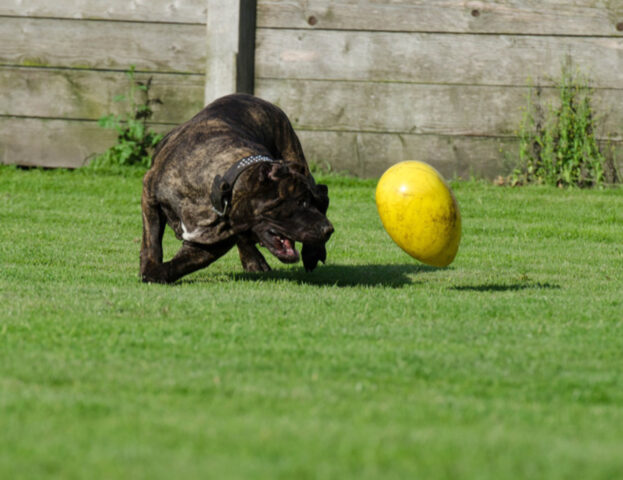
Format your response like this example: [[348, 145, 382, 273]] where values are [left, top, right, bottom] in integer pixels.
[[88, 66, 163, 169], [514, 66, 617, 187]]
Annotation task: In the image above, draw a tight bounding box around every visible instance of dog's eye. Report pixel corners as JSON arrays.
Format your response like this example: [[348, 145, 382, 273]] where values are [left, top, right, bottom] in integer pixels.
[[299, 199, 309, 208]]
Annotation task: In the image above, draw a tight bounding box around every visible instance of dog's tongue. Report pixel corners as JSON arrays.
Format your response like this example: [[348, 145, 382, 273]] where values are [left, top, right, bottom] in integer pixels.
[[279, 237, 299, 262], [282, 238, 298, 258]]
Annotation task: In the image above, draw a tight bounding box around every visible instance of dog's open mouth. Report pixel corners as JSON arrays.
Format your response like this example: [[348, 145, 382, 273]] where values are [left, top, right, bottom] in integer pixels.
[[260, 229, 300, 263]]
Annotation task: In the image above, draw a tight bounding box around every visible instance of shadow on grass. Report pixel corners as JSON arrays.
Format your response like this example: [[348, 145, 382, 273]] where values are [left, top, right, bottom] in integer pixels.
[[450, 282, 561, 292], [205, 263, 441, 288]]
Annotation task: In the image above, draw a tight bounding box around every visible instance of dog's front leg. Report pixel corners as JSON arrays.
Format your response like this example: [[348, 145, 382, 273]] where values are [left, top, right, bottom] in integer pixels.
[[142, 239, 236, 284], [236, 233, 271, 272]]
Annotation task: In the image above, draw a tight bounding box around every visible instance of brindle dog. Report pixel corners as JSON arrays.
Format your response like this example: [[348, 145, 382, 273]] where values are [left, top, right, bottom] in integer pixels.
[[140, 94, 333, 283]]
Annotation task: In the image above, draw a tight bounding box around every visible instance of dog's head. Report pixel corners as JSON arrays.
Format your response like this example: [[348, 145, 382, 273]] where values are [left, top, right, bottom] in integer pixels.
[[230, 162, 333, 267]]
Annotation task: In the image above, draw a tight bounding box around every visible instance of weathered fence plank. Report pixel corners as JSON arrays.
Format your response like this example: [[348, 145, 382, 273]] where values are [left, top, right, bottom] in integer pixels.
[[0, 17, 206, 73], [257, 0, 623, 36], [256, 29, 623, 88], [256, 79, 623, 138], [0, 0, 207, 24], [297, 130, 623, 179], [0, 118, 116, 168], [0, 117, 170, 168], [0, 67, 204, 124], [4, 117, 618, 176], [296, 130, 517, 178]]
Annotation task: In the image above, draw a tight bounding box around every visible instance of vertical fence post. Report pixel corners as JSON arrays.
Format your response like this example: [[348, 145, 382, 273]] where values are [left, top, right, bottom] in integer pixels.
[[205, 0, 256, 105], [237, 0, 257, 95]]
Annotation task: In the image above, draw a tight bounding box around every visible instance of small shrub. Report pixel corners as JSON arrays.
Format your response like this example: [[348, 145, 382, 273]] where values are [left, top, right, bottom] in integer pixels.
[[88, 66, 163, 169], [513, 66, 617, 187]]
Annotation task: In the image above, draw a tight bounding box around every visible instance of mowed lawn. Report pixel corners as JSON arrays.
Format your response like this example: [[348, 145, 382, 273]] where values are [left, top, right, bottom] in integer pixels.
[[1, 165, 622, 479]]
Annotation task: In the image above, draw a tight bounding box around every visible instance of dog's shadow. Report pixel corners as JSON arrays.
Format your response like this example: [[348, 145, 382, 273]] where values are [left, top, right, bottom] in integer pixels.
[[225, 263, 439, 288], [180, 266, 562, 291]]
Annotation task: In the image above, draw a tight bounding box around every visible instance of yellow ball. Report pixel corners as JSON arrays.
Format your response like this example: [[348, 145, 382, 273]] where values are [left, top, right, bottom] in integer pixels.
[[375, 161, 461, 267]]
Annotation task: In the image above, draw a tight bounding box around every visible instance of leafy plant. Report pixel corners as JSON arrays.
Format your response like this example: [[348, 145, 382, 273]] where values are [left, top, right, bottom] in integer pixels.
[[88, 66, 163, 169], [513, 66, 617, 187]]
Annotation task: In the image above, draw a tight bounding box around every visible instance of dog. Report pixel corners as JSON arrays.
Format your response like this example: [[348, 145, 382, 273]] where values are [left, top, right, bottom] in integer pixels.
[[140, 94, 334, 283]]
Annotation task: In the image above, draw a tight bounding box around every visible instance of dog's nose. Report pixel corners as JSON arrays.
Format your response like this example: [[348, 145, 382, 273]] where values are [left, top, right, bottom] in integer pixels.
[[321, 223, 334, 240]]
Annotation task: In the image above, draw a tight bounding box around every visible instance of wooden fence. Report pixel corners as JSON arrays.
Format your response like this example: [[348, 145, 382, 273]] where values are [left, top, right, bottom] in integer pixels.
[[2, 1, 623, 178], [0, 0, 207, 168], [254, 0, 623, 178]]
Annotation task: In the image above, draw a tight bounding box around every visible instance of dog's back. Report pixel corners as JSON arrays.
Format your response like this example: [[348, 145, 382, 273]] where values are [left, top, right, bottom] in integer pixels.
[[151, 94, 308, 174]]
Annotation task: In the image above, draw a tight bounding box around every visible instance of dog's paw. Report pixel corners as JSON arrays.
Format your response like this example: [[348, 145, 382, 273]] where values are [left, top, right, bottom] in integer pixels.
[[241, 258, 272, 273], [302, 243, 326, 272], [238, 244, 272, 272], [140, 262, 170, 284]]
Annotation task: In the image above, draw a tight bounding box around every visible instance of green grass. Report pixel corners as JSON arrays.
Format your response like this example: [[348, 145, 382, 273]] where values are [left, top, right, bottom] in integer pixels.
[[1, 165, 622, 479]]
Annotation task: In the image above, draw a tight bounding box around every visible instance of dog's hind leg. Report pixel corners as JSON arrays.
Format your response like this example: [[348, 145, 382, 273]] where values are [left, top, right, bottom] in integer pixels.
[[236, 233, 271, 272], [140, 191, 167, 282], [143, 239, 236, 284]]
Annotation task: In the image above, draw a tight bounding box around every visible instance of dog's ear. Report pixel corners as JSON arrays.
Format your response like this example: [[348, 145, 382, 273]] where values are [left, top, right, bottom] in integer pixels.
[[312, 183, 329, 214], [287, 163, 308, 177], [258, 162, 289, 183], [269, 163, 290, 181]]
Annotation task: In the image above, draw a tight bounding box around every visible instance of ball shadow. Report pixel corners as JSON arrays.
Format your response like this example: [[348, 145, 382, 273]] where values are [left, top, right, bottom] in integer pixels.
[[450, 282, 561, 292]]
